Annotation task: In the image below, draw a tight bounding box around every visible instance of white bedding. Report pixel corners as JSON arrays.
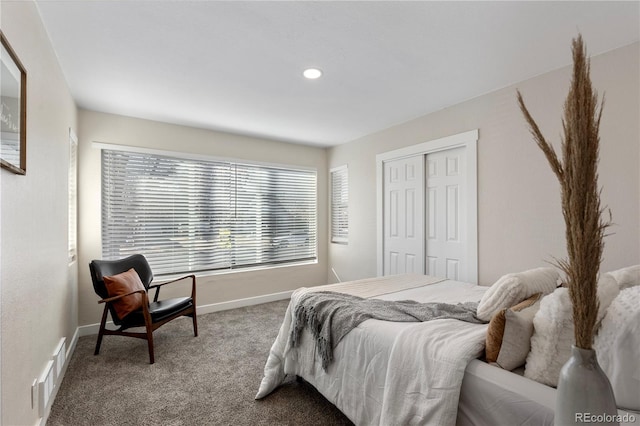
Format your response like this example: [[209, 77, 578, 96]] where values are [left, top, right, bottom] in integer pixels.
[[256, 275, 488, 426], [458, 360, 556, 426], [458, 360, 640, 426]]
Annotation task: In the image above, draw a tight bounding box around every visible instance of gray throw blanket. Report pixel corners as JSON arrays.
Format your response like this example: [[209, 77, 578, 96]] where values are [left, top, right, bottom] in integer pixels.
[[290, 291, 486, 370]]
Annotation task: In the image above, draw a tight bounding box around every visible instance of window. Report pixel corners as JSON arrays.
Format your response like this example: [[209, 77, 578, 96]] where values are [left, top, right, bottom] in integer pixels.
[[101, 148, 317, 276], [330, 165, 348, 244], [68, 129, 78, 262]]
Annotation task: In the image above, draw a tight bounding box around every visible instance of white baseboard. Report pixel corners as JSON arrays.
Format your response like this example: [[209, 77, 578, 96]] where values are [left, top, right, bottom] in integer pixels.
[[78, 289, 293, 337], [196, 289, 293, 315]]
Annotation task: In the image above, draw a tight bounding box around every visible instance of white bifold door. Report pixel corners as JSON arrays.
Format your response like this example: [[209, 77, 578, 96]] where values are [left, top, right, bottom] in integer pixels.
[[383, 156, 425, 275], [425, 147, 467, 280], [383, 146, 469, 281]]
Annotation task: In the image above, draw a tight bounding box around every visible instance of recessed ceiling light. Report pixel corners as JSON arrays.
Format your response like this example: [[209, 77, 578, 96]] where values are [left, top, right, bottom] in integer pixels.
[[303, 68, 323, 79]]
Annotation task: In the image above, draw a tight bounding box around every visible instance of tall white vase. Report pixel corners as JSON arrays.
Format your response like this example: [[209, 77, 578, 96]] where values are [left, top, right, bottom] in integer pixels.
[[555, 345, 619, 426]]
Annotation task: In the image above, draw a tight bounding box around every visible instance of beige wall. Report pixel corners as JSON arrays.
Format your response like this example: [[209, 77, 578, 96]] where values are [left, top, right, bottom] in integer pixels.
[[0, 2, 79, 425], [328, 42, 640, 286], [77, 110, 329, 326]]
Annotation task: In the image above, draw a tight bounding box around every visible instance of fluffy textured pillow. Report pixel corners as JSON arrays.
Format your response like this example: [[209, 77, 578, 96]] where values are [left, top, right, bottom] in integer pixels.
[[594, 273, 622, 331], [525, 274, 620, 387], [486, 293, 541, 371], [103, 268, 146, 319], [607, 265, 640, 290], [477, 267, 559, 321], [594, 285, 640, 411]]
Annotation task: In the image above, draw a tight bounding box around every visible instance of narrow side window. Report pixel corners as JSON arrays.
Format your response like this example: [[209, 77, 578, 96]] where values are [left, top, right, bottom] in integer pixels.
[[331, 165, 348, 244], [68, 129, 78, 263]]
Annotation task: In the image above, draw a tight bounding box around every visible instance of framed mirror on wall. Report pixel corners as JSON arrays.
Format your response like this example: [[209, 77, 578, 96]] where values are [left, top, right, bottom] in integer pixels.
[[1, 31, 27, 175]]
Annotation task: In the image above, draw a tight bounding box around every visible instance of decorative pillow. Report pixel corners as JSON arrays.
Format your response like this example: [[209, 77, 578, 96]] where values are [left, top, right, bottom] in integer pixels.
[[486, 293, 542, 370], [595, 273, 622, 329], [525, 274, 620, 387], [524, 287, 573, 387], [607, 265, 640, 290], [103, 268, 146, 319], [477, 267, 559, 321], [594, 285, 640, 411]]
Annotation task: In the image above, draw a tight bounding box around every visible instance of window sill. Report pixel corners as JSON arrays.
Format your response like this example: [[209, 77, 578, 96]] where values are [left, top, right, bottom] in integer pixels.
[[155, 259, 319, 282]]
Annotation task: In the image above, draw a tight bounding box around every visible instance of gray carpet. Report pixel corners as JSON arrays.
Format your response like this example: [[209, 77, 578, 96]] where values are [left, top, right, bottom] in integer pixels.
[[47, 300, 353, 426]]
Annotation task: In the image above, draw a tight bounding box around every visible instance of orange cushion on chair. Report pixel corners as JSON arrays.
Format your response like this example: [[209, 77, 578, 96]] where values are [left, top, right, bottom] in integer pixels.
[[103, 268, 146, 319]]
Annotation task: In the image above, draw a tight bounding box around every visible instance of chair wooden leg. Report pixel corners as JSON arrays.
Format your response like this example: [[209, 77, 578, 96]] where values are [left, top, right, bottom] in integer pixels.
[[192, 312, 198, 337], [144, 319, 155, 364], [145, 324, 155, 364], [94, 305, 109, 355]]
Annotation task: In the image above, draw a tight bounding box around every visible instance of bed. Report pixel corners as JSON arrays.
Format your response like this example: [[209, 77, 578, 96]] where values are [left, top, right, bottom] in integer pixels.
[[255, 274, 640, 426]]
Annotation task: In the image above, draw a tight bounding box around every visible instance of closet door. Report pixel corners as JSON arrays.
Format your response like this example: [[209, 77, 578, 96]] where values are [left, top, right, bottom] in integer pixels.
[[425, 147, 467, 280], [376, 129, 477, 282], [383, 156, 425, 275]]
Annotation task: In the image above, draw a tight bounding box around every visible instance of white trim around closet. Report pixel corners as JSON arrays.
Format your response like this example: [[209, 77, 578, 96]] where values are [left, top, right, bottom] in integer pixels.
[[375, 129, 479, 282]]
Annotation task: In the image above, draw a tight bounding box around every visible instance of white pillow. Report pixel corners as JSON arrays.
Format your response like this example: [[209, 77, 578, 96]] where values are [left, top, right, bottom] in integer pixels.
[[525, 274, 620, 387], [607, 265, 640, 290], [594, 285, 640, 411], [596, 273, 621, 324], [477, 267, 559, 322], [524, 287, 573, 387]]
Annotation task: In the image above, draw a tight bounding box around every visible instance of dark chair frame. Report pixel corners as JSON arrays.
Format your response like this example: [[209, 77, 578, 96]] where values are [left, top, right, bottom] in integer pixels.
[[89, 254, 198, 364]]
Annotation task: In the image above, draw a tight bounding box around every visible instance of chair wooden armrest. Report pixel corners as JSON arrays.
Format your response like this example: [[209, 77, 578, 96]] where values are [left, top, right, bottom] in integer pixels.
[[148, 274, 196, 302]]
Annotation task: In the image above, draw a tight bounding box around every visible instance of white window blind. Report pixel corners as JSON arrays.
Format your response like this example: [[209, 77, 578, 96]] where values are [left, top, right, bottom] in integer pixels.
[[101, 149, 317, 275], [331, 165, 349, 244], [68, 129, 78, 262]]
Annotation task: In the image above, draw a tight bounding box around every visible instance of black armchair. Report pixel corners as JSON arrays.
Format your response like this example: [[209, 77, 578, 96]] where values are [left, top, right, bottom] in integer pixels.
[[89, 254, 197, 364]]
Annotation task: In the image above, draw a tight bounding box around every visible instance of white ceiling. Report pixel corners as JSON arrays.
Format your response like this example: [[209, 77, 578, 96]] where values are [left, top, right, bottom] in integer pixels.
[[36, 1, 640, 147]]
